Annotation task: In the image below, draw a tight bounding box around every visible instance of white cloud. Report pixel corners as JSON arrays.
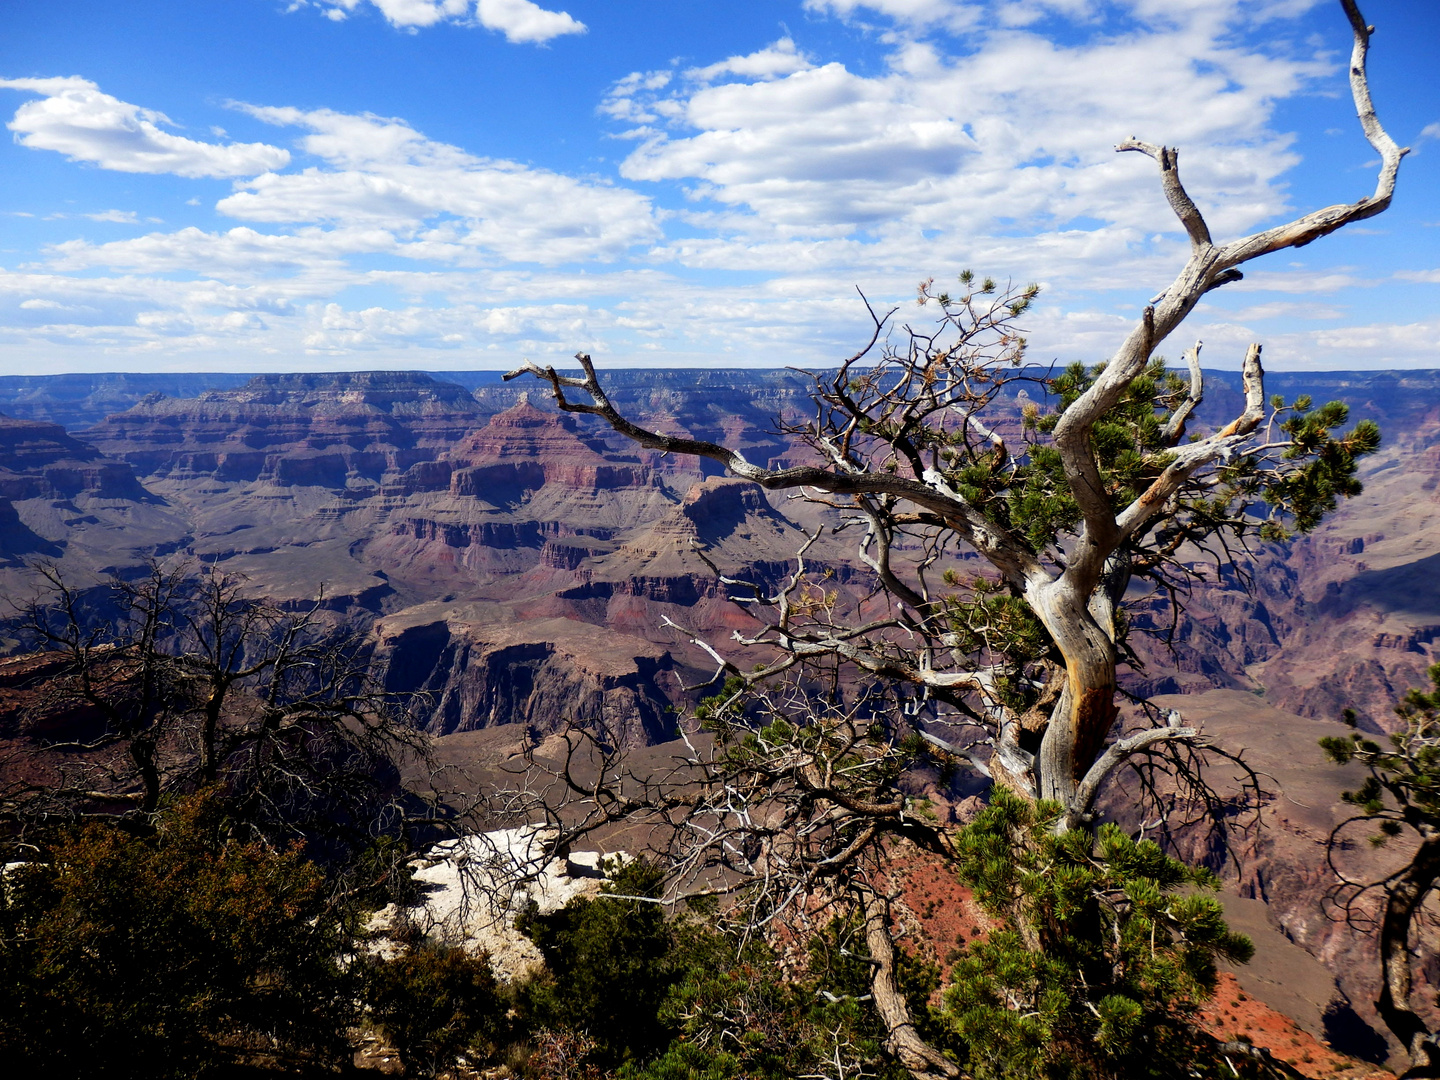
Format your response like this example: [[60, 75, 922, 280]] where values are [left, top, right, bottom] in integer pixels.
[[82, 209, 140, 224], [475, 0, 585, 43], [804, 0, 1322, 35], [214, 106, 660, 263], [299, 298, 598, 351], [690, 38, 813, 83], [44, 225, 387, 274], [1, 2, 1425, 373], [304, 0, 585, 42], [616, 58, 979, 230], [38, 105, 661, 276], [608, 8, 1321, 251], [0, 76, 290, 178], [802, 0, 983, 33], [1228, 268, 1374, 294], [1184, 316, 1440, 370], [1203, 300, 1346, 322], [367, 0, 469, 27]]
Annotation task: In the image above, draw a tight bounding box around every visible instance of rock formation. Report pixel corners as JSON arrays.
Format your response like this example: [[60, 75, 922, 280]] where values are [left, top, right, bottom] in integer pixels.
[[85, 370, 489, 489], [373, 825, 630, 983], [379, 605, 681, 744], [0, 412, 187, 578], [6, 366, 1440, 1071]]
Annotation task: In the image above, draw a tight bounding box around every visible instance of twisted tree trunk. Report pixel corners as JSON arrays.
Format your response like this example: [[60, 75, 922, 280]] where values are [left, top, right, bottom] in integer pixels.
[[863, 891, 960, 1080], [1377, 833, 1440, 1078]]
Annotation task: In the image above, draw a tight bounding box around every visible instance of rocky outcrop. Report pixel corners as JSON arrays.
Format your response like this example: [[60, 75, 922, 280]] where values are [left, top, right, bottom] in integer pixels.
[[0, 372, 257, 431], [1103, 689, 1430, 1068], [0, 494, 60, 564], [0, 413, 183, 572], [367, 401, 679, 587], [11, 365, 1440, 731], [1122, 386, 1440, 732], [0, 413, 148, 502], [378, 606, 681, 745], [548, 477, 814, 615], [373, 826, 630, 982], [425, 400, 662, 505]]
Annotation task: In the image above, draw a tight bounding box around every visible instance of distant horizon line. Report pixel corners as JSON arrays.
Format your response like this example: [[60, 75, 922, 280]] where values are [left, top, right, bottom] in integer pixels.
[[4, 365, 1440, 382]]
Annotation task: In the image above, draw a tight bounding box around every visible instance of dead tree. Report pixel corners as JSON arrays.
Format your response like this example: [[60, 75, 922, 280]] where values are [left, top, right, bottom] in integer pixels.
[[509, 0, 1400, 828], [502, 3, 1406, 1075], [4, 561, 435, 865]]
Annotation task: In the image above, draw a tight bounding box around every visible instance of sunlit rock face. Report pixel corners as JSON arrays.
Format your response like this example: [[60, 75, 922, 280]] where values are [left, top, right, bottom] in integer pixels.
[[369, 825, 630, 983], [19, 371, 834, 725]]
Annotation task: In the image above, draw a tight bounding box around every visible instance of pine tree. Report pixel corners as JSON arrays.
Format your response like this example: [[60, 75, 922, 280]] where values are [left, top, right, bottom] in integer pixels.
[[504, 3, 1408, 1074], [942, 789, 1253, 1080], [1322, 666, 1440, 1077]]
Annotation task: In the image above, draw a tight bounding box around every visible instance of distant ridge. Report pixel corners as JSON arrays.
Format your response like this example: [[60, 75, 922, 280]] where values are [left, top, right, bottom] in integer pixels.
[[2, 367, 1437, 434], [0, 370, 508, 431]]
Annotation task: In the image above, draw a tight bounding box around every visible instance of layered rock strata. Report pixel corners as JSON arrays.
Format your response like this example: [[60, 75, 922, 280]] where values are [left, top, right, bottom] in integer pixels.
[[86, 371, 489, 490], [379, 605, 681, 745], [0, 412, 185, 574]]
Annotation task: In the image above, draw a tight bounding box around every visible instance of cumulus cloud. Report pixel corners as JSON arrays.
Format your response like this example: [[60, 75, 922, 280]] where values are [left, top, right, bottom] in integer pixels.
[[303, 0, 585, 42], [691, 38, 813, 83], [475, 0, 584, 42], [40, 104, 660, 277], [801, 0, 983, 33], [3, 1, 1419, 372], [615, 57, 979, 230], [802, 0, 1319, 35], [0, 76, 290, 177], [608, 8, 1322, 253], [45, 225, 386, 275], [1178, 315, 1440, 370], [211, 106, 660, 264]]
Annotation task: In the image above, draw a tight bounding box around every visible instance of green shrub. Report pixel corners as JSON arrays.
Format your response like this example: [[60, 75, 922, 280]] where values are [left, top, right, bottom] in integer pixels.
[[622, 909, 945, 1080], [365, 942, 507, 1078], [518, 860, 677, 1067], [940, 788, 1253, 1080], [0, 791, 355, 1079]]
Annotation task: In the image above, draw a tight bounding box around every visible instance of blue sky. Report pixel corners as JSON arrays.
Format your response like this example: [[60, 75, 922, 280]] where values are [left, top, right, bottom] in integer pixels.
[[0, 0, 1436, 374]]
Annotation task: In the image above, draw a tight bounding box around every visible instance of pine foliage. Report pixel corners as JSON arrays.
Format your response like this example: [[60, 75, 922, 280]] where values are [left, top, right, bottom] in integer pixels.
[[1321, 663, 1440, 838], [941, 789, 1254, 1080], [0, 792, 355, 1078]]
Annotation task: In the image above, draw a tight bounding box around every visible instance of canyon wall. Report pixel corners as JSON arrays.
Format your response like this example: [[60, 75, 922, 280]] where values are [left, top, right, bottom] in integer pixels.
[[5, 365, 1440, 1067]]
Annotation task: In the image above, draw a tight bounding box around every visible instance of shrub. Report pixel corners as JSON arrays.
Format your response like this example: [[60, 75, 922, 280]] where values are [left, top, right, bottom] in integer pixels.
[[940, 788, 1254, 1080], [518, 860, 677, 1067], [365, 942, 507, 1078], [0, 791, 354, 1078]]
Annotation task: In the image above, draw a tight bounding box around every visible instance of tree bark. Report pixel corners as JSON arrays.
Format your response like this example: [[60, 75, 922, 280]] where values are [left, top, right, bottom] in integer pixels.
[[1376, 833, 1440, 1078], [1028, 577, 1119, 809], [862, 891, 960, 1080]]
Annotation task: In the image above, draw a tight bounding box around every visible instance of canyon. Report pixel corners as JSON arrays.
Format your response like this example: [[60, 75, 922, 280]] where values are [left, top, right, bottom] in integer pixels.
[[1, 365, 1438, 1073]]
